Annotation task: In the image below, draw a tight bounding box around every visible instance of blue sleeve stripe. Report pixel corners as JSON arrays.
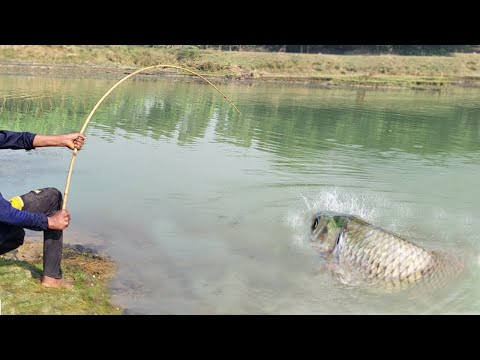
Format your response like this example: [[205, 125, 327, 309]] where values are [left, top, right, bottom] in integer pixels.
[[0, 130, 37, 150], [0, 193, 49, 231]]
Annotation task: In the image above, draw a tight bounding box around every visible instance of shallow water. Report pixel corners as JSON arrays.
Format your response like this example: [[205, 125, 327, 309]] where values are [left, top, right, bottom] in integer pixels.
[[1, 74, 480, 314]]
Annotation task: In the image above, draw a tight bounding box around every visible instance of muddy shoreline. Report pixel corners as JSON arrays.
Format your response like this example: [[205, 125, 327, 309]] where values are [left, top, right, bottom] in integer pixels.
[[0, 240, 123, 315]]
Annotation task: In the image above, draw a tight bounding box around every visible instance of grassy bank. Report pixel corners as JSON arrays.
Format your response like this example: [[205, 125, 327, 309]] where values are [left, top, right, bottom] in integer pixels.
[[1, 45, 480, 89], [0, 241, 122, 315]]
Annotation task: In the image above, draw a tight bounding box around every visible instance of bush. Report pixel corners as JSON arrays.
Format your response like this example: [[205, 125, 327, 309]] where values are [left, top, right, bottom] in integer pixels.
[[196, 61, 230, 72], [176, 46, 200, 61]]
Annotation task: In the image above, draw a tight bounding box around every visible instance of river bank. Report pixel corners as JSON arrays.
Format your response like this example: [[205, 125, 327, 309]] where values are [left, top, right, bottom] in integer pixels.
[[0, 241, 122, 315], [1, 45, 480, 89]]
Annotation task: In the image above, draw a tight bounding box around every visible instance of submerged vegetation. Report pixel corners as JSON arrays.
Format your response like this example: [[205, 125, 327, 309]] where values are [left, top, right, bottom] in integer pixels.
[[0, 45, 479, 89]]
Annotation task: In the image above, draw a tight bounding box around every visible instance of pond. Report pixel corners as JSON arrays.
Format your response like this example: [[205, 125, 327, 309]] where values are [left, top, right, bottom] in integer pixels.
[[1, 74, 479, 314]]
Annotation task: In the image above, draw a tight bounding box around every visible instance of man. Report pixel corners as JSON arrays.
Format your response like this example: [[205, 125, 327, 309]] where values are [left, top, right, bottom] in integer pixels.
[[0, 130, 86, 288]]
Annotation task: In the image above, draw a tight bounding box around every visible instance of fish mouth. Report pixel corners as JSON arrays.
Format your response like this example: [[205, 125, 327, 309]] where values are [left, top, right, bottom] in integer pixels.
[[309, 223, 328, 249]]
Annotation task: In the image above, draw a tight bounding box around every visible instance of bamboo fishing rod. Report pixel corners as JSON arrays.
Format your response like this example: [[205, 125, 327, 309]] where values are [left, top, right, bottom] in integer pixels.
[[62, 64, 241, 209]]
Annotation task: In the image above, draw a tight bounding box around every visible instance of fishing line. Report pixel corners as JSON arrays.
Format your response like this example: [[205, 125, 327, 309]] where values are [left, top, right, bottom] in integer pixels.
[[62, 64, 241, 209], [299, 192, 312, 211]]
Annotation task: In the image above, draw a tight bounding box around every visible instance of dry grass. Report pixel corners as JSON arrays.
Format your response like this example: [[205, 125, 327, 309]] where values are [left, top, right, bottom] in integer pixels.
[[0, 45, 479, 88], [0, 241, 122, 315]]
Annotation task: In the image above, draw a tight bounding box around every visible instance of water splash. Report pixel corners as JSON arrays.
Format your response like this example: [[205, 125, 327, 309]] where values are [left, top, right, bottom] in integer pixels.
[[299, 192, 312, 211], [307, 188, 379, 220], [287, 187, 480, 270], [285, 188, 378, 248], [284, 187, 414, 248]]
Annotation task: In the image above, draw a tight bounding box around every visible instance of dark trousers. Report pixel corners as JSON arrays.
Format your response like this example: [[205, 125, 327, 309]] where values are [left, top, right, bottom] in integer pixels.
[[0, 188, 63, 279]]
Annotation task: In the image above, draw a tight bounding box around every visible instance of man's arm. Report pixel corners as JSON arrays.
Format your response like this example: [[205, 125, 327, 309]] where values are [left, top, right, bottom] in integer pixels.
[[0, 193, 49, 231], [0, 130, 85, 151], [0, 130, 37, 150], [0, 194, 70, 231]]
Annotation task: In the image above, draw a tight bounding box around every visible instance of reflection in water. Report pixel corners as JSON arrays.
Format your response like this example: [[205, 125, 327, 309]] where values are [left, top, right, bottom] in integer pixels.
[[2, 76, 479, 158], [1, 75, 480, 314], [355, 89, 366, 105]]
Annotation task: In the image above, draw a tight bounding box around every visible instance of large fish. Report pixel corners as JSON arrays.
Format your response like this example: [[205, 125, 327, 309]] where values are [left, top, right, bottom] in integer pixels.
[[309, 211, 464, 292]]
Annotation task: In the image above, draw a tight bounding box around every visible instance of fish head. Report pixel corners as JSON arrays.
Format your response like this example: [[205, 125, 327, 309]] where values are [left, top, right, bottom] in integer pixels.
[[310, 211, 349, 254]]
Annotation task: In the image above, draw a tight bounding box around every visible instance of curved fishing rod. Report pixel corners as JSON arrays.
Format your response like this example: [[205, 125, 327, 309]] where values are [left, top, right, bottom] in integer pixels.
[[62, 64, 241, 209]]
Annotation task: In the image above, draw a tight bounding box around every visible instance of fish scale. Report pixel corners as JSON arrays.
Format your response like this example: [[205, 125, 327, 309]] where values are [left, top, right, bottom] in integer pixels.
[[342, 218, 460, 288], [312, 214, 464, 291]]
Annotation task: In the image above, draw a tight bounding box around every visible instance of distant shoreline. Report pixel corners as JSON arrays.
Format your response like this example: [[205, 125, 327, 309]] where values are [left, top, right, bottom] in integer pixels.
[[1, 61, 478, 90], [1, 45, 480, 90]]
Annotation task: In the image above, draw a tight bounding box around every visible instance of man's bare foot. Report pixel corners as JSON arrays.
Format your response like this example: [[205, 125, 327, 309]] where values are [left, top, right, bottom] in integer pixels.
[[41, 275, 74, 289]]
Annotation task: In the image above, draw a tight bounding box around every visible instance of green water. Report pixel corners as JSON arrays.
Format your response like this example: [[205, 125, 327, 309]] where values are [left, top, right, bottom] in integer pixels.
[[1, 74, 479, 314]]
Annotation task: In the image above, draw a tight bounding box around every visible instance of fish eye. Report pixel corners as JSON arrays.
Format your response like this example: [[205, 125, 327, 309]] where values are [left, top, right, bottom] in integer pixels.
[[311, 217, 319, 231]]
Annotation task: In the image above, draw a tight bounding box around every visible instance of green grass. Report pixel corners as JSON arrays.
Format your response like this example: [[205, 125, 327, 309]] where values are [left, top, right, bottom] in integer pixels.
[[0, 242, 122, 315], [0, 45, 479, 89]]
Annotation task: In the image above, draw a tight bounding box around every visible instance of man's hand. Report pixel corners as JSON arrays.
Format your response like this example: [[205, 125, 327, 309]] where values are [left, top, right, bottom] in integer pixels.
[[33, 133, 86, 150], [47, 209, 71, 230], [62, 133, 86, 151]]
